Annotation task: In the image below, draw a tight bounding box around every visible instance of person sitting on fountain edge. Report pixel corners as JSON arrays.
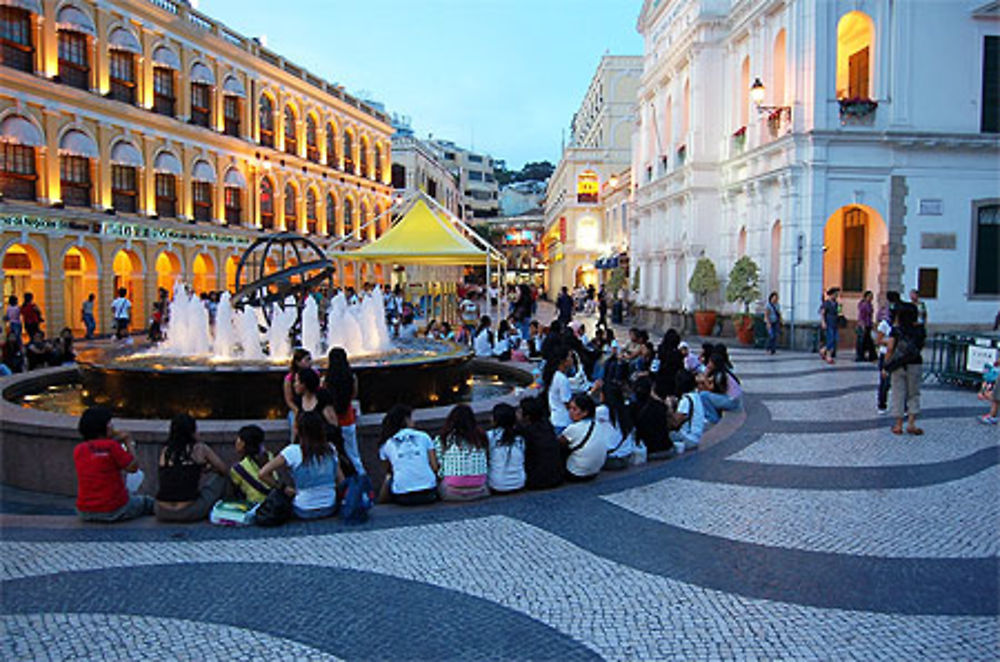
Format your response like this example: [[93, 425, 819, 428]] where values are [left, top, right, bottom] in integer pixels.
[[74, 407, 154, 522]]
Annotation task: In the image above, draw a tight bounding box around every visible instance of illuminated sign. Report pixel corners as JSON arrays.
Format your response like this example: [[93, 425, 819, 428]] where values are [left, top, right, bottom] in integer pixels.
[[577, 171, 599, 203]]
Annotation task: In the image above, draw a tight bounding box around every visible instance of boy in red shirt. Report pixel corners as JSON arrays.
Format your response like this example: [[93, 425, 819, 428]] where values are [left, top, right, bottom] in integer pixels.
[[74, 407, 153, 522]]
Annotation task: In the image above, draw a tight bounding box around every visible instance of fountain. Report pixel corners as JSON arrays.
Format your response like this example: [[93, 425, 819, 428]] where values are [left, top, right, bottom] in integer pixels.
[[71, 233, 481, 418]]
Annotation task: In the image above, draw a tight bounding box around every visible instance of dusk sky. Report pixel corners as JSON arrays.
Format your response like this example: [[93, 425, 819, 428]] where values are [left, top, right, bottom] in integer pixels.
[[200, 0, 645, 170]]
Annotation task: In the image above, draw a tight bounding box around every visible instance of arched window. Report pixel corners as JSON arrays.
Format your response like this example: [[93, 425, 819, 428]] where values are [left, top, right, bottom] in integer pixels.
[[306, 115, 319, 162], [190, 63, 214, 128], [663, 96, 673, 152], [343, 129, 354, 173], [1, 6, 34, 73], [773, 29, 787, 107], [259, 95, 274, 147], [58, 29, 90, 91], [837, 11, 874, 100], [360, 136, 370, 178], [306, 188, 317, 234], [284, 105, 297, 156], [343, 196, 354, 237], [737, 226, 747, 257], [739, 56, 750, 128], [374, 142, 383, 181], [260, 177, 274, 229], [326, 123, 337, 167], [284, 183, 297, 230], [0, 116, 40, 201], [325, 193, 336, 235]]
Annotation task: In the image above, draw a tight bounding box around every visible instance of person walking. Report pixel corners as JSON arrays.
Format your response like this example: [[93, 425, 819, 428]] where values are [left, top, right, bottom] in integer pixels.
[[4, 295, 21, 340], [111, 288, 132, 340], [556, 286, 573, 325], [819, 287, 840, 364], [81, 293, 96, 339], [20, 292, 42, 339], [855, 290, 876, 362], [764, 291, 781, 355]]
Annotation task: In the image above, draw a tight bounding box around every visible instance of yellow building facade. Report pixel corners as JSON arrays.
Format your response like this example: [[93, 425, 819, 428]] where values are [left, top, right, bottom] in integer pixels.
[[1, 0, 394, 336]]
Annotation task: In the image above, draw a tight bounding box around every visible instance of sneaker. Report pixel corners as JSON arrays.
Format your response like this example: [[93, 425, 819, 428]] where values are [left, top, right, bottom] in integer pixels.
[[979, 415, 998, 425], [877, 407, 888, 415], [673, 441, 686, 455]]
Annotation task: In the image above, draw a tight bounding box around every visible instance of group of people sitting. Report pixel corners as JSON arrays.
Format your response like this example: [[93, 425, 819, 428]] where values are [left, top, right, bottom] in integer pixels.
[[2, 326, 75, 375]]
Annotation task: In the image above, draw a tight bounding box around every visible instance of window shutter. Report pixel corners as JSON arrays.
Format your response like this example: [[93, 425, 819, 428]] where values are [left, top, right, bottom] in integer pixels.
[[982, 37, 1000, 133]]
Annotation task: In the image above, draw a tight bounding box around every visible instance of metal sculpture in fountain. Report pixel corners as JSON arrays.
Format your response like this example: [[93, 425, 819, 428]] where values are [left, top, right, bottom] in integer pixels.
[[231, 232, 335, 324]]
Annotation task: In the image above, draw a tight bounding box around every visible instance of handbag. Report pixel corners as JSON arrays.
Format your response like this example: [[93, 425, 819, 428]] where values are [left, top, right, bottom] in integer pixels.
[[255, 488, 292, 527], [210, 500, 258, 527]]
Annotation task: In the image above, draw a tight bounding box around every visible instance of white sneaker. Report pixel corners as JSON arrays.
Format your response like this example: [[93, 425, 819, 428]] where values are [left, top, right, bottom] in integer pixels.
[[673, 441, 686, 455], [877, 407, 888, 415]]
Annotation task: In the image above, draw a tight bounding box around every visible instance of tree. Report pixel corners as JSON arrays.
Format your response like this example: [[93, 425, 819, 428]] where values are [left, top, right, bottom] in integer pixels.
[[688, 257, 720, 310], [725, 256, 761, 315], [518, 161, 554, 182]]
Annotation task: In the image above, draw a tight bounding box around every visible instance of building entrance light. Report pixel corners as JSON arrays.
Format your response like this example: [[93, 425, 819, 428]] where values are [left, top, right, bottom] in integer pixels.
[[750, 77, 791, 115]]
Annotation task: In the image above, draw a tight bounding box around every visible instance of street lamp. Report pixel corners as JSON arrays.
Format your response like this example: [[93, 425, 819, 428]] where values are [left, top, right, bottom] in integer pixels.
[[750, 78, 791, 114]]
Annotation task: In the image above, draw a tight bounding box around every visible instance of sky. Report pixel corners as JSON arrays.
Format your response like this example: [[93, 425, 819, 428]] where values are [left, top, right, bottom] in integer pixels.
[[198, 0, 645, 170]]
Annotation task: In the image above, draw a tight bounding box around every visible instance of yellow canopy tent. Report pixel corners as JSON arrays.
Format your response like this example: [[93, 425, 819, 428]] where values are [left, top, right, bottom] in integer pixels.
[[349, 196, 502, 266]]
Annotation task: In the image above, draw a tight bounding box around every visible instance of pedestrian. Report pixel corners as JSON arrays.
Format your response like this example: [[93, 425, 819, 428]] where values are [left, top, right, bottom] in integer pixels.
[[819, 287, 840, 364], [765, 291, 781, 355], [4, 295, 21, 340], [81, 292, 96, 339], [856, 290, 877, 362], [20, 292, 42, 339], [882, 303, 925, 435], [111, 287, 132, 340], [909, 289, 928, 327], [875, 292, 900, 414], [324, 346, 365, 475], [556, 286, 573, 325]]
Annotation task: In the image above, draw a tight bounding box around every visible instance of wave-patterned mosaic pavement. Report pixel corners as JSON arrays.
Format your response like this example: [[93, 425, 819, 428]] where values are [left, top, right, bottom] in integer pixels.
[[2, 348, 997, 661]]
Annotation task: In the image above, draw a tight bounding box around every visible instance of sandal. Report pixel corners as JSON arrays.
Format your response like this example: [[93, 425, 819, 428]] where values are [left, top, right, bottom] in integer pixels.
[[891, 426, 903, 435], [906, 427, 924, 436]]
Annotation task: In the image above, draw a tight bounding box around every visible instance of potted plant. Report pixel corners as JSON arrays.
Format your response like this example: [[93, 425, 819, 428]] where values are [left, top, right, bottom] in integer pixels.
[[725, 255, 761, 344], [688, 257, 720, 336]]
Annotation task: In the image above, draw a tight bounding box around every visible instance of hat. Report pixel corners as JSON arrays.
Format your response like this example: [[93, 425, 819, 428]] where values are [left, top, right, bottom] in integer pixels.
[[678, 341, 690, 351]]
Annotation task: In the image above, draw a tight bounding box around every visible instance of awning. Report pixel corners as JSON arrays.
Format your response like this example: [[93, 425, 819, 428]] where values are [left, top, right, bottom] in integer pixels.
[[109, 140, 143, 167], [152, 45, 180, 70], [350, 197, 497, 266], [222, 74, 246, 97], [1, 0, 42, 14], [0, 115, 44, 147], [191, 160, 216, 183], [58, 129, 99, 159], [108, 26, 141, 54], [190, 62, 215, 86], [153, 151, 182, 175], [223, 167, 246, 188], [56, 5, 95, 36]]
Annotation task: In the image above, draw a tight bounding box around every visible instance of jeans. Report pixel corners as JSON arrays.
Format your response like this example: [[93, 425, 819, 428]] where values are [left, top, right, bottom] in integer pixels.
[[294, 503, 337, 520], [824, 325, 839, 355], [341, 423, 365, 475], [766, 324, 778, 353], [700, 391, 741, 424], [517, 320, 531, 343], [877, 355, 890, 409], [78, 494, 154, 523], [83, 313, 96, 339]]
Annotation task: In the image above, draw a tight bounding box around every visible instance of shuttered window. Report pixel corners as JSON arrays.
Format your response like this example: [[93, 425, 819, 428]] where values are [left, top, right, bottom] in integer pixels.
[[982, 37, 1000, 133], [842, 207, 867, 293]]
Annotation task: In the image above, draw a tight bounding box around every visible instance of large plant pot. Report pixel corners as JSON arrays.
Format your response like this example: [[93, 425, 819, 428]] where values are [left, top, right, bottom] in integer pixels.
[[694, 311, 717, 337], [735, 315, 754, 345]]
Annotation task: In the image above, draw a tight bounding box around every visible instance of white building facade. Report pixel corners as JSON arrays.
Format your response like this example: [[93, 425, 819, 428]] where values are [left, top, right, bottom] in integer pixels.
[[631, 0, 1000, 332]]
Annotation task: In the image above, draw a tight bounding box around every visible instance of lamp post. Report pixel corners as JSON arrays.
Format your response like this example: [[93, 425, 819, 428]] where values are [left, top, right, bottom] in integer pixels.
[[750, 78, 792, 133]]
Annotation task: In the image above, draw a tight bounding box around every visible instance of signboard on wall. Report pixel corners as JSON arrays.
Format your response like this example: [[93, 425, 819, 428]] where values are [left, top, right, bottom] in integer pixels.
[[966, 344, 998, 374]]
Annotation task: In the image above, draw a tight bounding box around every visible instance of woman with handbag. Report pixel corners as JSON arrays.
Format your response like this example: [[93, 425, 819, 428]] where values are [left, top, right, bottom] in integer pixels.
[[882, 304, 924, 436], [559, 394, 605, 482], [257, 411, 343, 519]]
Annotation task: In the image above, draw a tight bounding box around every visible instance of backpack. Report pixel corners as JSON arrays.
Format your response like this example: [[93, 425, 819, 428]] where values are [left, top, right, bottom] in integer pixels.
[[339, 474, 375, 525], [210, 500, 258, 527]]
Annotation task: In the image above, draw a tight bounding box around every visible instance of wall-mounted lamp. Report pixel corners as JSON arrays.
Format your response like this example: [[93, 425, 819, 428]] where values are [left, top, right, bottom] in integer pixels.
[[750, 78, 791, 117]]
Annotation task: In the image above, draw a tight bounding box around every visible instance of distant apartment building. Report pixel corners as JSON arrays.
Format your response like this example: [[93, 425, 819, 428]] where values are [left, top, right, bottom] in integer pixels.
[[431, 140, 500, 219], [543, 55, 641, 293], [499, 180, 546, 217], [391, 117, 461, 218]]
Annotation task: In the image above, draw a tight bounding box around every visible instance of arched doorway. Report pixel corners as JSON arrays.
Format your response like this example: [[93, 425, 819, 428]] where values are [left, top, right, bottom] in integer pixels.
[[823, 204, 888, 320], [63, 246, 98, 336], [155, 251, 182, 293], [342, 262, 356, 289], [225, 255, 239, 292], [2, 243, 46, 326], [112, 248, 144, 329], [769, 220, 782, 295], [192, 253, 216, 294]]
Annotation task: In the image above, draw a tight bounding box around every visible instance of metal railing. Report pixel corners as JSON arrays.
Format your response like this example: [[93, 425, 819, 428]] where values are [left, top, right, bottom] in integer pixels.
[[925, 332, 1000, 388]]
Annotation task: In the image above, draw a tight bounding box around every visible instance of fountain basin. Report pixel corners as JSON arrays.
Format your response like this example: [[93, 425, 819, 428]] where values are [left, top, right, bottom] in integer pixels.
[[75, 337, 476, 419]]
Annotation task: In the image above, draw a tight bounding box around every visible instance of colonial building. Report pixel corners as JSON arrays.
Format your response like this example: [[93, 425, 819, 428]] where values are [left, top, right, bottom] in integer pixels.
[[1, 0, 394, 336], [543, 55, 641, 293], [390, 119, 462, 219], [631, 0, 1000, 331]]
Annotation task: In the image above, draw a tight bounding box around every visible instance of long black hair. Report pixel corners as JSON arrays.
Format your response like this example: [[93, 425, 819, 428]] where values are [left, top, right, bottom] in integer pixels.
[[380, 404, 413, 445], [164, 413, 197, 466], [296, 410, 333, 465], [439, 404, 486, 450], [542, 345, 570, 390], [601, 382, 634, 438], [237, 424, 269, 467], [324, 346, 353, 415], [491, 403, 518, 446]]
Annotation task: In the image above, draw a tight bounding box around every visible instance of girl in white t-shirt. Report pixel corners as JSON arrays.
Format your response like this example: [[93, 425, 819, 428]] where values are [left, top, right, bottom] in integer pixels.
[[543, 347, 574, 434], [559, 393, 606, 481], [598, 383, 636, 470], [377, 404, 439, 506]]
